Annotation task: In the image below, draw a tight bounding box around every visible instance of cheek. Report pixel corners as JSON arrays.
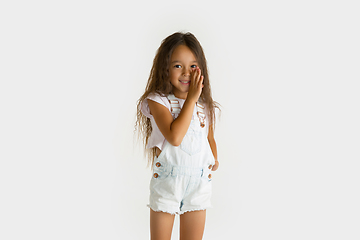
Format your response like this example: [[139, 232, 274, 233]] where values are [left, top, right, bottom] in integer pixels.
[[168, 68, 173, 76], [169, 69, 179, 78]]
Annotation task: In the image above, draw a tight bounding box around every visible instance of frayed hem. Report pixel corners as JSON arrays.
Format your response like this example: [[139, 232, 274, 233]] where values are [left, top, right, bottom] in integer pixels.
[[179, 206, 213, 215], [147, 204, 213, 215], [147, 204, 178, 215]]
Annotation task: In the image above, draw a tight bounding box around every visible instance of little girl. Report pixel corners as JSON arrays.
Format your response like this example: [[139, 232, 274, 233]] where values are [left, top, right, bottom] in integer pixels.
[[136, 32, 220, 240]]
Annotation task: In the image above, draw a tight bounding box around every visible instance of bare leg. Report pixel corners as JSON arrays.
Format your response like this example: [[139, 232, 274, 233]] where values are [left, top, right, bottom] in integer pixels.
[[179, 210, 206, 240], [150, 209, 175, 240]]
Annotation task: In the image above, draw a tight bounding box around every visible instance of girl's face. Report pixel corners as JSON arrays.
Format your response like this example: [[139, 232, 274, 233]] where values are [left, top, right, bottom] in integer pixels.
[[169, 45, 198, 99]]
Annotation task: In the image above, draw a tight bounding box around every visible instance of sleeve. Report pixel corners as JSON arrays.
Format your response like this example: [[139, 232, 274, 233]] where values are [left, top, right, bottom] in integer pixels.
[[140, 92, 171, 118]]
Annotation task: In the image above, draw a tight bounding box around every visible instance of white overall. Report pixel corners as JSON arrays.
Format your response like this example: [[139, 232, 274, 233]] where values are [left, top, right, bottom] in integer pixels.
[[147, 94, 216, 215]]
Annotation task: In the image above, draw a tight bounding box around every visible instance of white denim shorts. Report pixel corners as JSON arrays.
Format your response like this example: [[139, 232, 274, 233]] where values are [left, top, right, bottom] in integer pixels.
[[148, 160, 213, 215]]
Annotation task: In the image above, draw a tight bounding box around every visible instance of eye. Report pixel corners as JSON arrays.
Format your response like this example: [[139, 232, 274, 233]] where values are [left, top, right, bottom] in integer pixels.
[[191, 65, 197, 68], [174, 65, 182, 68]]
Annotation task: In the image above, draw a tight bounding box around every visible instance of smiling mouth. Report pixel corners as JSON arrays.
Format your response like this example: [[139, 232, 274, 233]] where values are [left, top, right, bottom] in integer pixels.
[[179, 80, 190, 84]]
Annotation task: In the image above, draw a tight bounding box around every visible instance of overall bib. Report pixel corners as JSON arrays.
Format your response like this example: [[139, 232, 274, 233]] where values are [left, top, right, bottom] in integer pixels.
[[147, 94, 216, 215]]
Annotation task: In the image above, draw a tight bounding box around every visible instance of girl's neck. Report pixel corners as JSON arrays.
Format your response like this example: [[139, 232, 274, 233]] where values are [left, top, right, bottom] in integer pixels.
[[172, 91, 187, 100]]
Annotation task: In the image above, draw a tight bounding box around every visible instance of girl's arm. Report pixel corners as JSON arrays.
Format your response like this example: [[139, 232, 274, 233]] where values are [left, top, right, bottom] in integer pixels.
[[148, 98, 196, 146], [208, 124, 219, 171], [148, 67, 203, 146]]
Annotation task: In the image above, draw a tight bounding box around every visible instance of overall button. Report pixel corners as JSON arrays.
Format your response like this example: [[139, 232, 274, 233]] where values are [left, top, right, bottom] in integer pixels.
[[208, 174, 212, 179], [155, 162, 161, 167], [153, 173, 159, 178], [208, 165, 212, 169]]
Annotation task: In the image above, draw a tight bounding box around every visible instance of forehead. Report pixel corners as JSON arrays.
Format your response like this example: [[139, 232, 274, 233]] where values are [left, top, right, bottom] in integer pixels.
[[171, 45, 197, 61]]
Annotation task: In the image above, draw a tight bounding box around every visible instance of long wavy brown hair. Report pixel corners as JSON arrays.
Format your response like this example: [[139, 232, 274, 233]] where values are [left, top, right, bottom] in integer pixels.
[[135, 32, 220, 167]]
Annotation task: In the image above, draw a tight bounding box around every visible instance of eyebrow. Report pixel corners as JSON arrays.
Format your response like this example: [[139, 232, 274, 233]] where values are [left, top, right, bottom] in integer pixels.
[[171, 60, 198, 64]]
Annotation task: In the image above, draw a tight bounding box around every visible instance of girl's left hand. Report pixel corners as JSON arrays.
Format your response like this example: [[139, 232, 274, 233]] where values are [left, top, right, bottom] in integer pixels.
[[211, 160, 219, 171]]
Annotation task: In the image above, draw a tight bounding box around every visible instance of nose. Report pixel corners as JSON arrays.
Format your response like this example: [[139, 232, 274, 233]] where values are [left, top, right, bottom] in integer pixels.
[[182, 67, 191, 77]]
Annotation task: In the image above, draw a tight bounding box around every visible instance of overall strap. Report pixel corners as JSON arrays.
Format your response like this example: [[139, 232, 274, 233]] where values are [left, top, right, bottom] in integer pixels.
[[167, 94, 206, 128], [167, 94, 181, 114]]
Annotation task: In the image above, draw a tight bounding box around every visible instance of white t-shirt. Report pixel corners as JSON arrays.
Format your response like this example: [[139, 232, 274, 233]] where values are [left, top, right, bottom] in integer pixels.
[[140, 92, 209, 151]]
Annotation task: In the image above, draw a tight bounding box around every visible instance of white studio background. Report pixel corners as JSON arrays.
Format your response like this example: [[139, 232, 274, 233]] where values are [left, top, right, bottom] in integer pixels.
[[0, 0, 359, 239]]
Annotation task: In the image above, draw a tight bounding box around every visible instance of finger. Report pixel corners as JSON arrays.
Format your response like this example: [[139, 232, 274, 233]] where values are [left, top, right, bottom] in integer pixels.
[[194, 68, 201, 85], [195, 67, 200, 80], [197, 67, 201, 79], [194, 68, 200, 78], [198, 75, 204, 88], [198, 70, 203, 85], [190, 68, 197, 86]]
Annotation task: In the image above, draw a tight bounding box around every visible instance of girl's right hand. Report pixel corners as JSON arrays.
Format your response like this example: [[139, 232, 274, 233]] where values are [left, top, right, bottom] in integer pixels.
[[187, 67, 204, 102]]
